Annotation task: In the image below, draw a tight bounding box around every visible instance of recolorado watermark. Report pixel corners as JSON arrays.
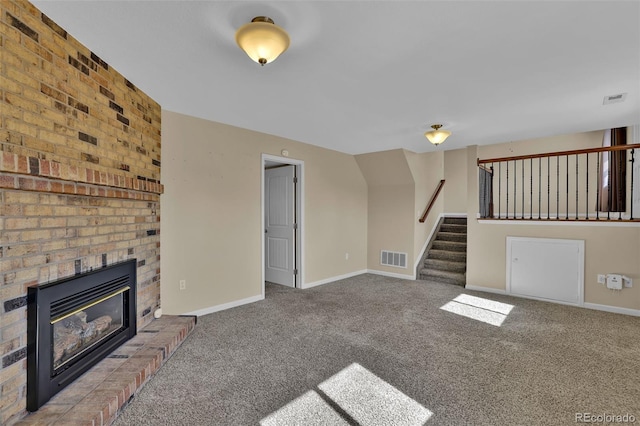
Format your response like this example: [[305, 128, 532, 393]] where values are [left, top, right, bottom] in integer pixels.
[[576, 413, 636, 423]]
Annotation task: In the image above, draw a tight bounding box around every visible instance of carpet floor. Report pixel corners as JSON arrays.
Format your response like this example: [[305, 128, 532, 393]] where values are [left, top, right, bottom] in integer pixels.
[[113, 274, 639, 425]]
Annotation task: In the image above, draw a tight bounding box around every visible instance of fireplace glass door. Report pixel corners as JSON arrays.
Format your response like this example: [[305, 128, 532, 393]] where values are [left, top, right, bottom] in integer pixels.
[[28, 259, 137, 411], [51, 287, 127, 372]]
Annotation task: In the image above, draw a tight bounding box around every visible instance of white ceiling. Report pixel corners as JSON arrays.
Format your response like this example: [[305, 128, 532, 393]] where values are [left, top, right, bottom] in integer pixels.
[[32, 1, 640, 155]]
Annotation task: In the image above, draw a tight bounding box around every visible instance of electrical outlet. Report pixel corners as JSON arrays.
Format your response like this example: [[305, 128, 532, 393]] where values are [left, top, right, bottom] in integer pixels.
[[597, 274, 606, 285], [179, 280, 186, 290], [345, 253, 349, 260]]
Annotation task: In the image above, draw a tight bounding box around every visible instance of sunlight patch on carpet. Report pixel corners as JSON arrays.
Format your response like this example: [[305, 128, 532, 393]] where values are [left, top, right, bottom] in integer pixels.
[[260, 391, 349, 426], [318, 363, 432, 425], [440, 294, 514, 326], [260, 363, 432, 425]]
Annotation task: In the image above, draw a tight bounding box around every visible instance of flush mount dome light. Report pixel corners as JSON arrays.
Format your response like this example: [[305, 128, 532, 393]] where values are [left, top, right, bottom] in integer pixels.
[[424, 124, 451, 145], [235, 16, 290, 66]]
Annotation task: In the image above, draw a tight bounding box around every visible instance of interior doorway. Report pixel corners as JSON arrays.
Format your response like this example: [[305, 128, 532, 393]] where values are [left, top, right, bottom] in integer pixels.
[[261, 154, 304, 296]]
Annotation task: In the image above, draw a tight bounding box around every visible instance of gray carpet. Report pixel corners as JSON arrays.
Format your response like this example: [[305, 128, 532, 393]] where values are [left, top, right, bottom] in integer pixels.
[[113, 274, 639, 425]]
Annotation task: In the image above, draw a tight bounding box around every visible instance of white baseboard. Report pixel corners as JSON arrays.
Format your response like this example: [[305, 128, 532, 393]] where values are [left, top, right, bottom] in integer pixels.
[[183, 294, 264, 317], [464, 285, 507, 295], [367, 269, 415, 280], [302, 269, 368, 289], [583, 303, 640, 317]]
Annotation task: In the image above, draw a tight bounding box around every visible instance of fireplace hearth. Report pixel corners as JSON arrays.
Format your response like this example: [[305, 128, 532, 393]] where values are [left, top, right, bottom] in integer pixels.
[[27, 260, 137, 412]]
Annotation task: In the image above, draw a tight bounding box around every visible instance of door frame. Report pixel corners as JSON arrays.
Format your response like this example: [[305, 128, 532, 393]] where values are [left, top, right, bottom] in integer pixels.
[[261, 153, 304, 297]]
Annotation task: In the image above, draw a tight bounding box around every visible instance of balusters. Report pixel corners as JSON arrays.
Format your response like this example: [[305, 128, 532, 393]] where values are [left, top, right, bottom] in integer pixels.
[[506, 161, 509, 219], [575, 154, 579, 219], [498, 162, 502, 219], [513, 160, 517, 218], [618, 146, 623, 220], [586, 153, 589, 220], [566, 155, 569, 220], [556, 156, 560, 220], [596, 152, 600, 220], [631, 149, 635, 220], [528, 158, 531, 219], [521, 159, 525, 219], [619, 149, 623, 220], [476, 144, 639, 222], [490, 164, 495, 218], [608, 150, 611, 221], [538, 157, 541, 219], [547, 156, 550, 219]]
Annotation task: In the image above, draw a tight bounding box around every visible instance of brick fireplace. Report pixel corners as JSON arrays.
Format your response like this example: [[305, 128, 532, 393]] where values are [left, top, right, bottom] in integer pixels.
[[1, 1, 162, 423], [27, 259, 137, 411]]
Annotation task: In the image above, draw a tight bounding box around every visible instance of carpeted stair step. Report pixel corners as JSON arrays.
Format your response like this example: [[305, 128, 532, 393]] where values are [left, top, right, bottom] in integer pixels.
[[435, 232, 467, 243], [442, 217, 467, 226], [439, 223, 467, 234], [427, 249, 467, 262], [423, 258, 466, 273], [420, 268, 466, 286], [417, 216, 468, 287], [431, 240, 467, 252]]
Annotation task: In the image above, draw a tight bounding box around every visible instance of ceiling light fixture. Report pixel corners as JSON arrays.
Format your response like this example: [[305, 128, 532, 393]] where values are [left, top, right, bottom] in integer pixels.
[[235, 16, 290, 66], [425, 124, 451, 145]]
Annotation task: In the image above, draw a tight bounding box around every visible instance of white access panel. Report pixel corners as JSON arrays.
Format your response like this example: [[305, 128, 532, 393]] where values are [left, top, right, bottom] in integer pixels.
[[506, 237, 584, 305]]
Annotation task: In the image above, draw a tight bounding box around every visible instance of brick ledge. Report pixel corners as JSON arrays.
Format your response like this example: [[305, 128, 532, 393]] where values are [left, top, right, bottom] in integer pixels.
[[14, 315, 196, 426], [0, 152, 163, 195]]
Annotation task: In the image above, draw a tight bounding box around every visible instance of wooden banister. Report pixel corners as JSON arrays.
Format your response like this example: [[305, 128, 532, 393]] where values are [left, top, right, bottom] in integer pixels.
[[478, 143, 640, 165], [419, 179, 445, 223], [476, 141, 639, 221]]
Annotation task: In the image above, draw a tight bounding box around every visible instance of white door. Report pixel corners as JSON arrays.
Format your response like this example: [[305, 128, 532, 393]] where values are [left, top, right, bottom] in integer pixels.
[[265, 165, 296, 287]]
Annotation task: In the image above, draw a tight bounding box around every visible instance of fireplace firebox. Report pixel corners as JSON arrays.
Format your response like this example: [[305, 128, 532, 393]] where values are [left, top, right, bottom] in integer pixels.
[[27, 259, 137, 411]]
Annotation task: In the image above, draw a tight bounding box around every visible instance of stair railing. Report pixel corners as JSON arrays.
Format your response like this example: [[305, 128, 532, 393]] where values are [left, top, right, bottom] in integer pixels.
[[419, 179, 446, 223], [477, 143, 640, 221]]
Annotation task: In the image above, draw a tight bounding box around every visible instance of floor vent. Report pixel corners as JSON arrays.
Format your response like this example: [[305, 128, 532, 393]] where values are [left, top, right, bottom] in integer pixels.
[[380, 250, 407, 268]]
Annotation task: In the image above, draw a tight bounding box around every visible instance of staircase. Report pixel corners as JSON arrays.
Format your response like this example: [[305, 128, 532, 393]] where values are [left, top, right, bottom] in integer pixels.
[[418, 217, 467, 286]]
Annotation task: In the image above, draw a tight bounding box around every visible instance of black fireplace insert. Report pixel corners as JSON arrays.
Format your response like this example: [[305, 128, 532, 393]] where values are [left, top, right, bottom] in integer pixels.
[[27, 259, 137, 411]]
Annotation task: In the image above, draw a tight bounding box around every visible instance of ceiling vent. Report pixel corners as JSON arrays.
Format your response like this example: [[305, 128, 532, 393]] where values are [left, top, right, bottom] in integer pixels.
[[380, 250, 407, 268], [603, 93, 627, 105]]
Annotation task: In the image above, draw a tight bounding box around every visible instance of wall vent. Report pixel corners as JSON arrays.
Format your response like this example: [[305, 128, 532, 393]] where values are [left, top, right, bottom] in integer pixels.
[[380, 250, 407, 268]]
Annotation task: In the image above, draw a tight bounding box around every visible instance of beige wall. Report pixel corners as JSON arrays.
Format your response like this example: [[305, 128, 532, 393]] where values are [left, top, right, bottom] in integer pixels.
[[366, 185, 416, 274], [356, 150, 415, 275], [355, 149, 445, 274], [161, 111, 367, 314], [467, 131, 640, 310], [478, 131, 603, 159], [160, 113, 638, 314], [443, 148, 468, 213], [467, 223, 640, 309], [406, 150, 444, 265]]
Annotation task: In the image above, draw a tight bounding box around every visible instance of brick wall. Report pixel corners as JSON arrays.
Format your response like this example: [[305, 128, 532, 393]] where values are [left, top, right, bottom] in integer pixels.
[[0, 1, 162, 423]]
